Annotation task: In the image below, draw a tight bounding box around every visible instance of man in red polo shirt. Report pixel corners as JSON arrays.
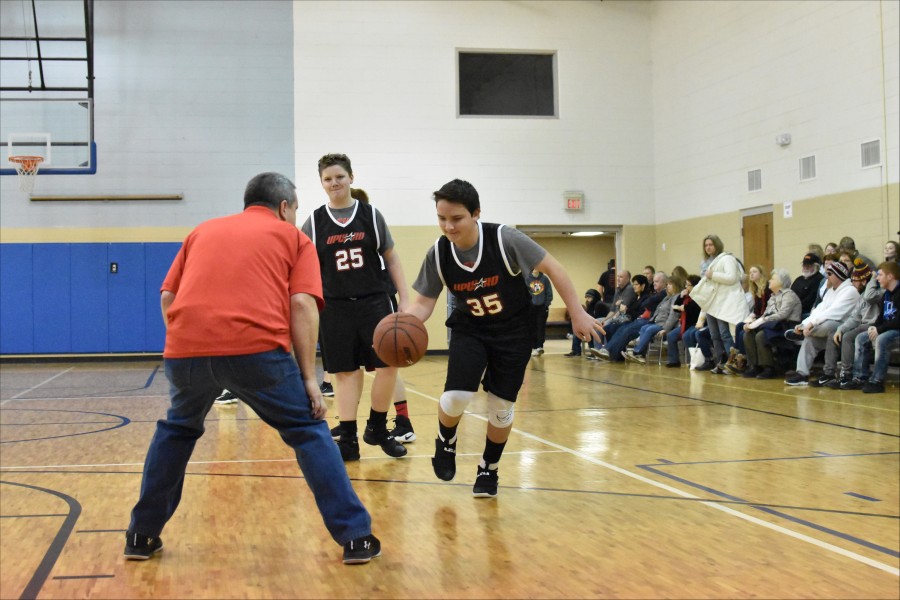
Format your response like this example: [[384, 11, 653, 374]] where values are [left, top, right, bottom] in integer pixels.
[[124, 172, 380, 565]]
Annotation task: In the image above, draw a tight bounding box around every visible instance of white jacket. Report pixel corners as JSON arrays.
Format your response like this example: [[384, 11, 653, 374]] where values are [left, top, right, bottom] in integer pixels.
[[703, 253, 750, 325], [802, 279, 859, 327]]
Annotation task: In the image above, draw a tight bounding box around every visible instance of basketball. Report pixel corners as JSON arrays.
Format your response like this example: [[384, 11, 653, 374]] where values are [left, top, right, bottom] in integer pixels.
[[373, 313, 429, 367]]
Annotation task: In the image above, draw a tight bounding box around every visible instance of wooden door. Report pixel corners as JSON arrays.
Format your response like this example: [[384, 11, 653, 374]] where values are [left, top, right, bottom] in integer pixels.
[[742, 211, 774, 273]]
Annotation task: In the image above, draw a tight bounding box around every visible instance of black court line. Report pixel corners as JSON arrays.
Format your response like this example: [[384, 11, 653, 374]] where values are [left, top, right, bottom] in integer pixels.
[[0, 409, 130, 444], [3, 468, 896, 521], [642, 449, 900, 467], [0, 480, 81, 600], [638, 464, 899, 559], [531, 366, 900, 438]]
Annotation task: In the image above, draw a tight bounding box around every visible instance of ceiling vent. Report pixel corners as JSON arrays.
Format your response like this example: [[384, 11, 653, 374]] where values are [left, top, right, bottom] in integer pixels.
[[799, 155, 816, 181], [861, 140, 881, 168]]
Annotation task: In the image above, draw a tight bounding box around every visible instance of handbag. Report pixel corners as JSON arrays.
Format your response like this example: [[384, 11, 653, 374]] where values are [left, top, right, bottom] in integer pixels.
[[689, 277, 715, 309], [688, 345, 707, 370]]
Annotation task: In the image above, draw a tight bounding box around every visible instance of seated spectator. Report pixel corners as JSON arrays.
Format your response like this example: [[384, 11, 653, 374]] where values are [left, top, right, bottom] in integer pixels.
[[846, 261, 900, 393], [600, 269, 635, 322], [807, 243, 825, 260], [564, 290, 605, 357], [671, 265, 689, 282], [742, 269, 802, 379], [791, 253, 825, 318], [812, 252, 838, 309], [838, 236, 876, 270], [624, 276, 685, 363], [592, 273, 667, 361], [838, 248, 857, 273], [823, 259, 879, 388], [884, 240, 899, 264], [784, 261, 859, 386], [726, 264, 771, 374], [824, 242, 839, 256], [665, 275, 702, 367], [685, 312, 716, 370]]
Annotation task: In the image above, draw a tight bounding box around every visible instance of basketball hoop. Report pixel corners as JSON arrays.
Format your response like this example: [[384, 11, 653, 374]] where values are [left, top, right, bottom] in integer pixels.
[[9, 155, 44, 193]]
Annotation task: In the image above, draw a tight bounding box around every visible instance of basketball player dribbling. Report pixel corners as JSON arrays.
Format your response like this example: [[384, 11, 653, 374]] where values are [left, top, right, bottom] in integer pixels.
[[301, 153, 409, 461], [406, 179, 602, 496]]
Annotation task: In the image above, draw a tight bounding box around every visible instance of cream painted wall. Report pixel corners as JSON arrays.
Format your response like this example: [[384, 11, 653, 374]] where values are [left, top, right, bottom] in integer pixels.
[[535, 236, 615, 308]]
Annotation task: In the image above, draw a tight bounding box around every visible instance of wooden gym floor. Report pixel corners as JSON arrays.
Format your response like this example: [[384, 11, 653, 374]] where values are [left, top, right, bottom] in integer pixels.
[[1, 339, 898, 599]]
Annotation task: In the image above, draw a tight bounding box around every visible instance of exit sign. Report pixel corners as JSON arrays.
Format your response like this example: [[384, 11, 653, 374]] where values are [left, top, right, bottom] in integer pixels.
[[564, 191, 584, 211]]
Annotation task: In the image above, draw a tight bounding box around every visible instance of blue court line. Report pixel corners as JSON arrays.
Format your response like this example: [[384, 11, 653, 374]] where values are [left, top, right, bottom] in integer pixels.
[[643, 450, 899, 467], [143, 366, 159, 389], [639, 464, 899, 558], [545, 371, 900, 439], [4, 469, 897, 520], [845, 492, 881, 502]]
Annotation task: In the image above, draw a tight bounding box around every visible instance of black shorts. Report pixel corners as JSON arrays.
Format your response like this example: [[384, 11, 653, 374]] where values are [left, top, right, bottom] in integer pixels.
[[320, 294, 395, 373], [444, 315, 531, 402]]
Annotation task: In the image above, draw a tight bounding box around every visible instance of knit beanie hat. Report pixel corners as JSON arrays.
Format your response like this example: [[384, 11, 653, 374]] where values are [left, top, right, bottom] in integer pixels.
[[826, 261, 851, 281], [851, 258, 872, 282]]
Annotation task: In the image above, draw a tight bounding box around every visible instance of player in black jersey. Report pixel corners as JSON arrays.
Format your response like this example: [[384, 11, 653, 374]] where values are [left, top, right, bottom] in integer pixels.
[[406, 179, 602, 497], [301, 154, 409, 461]]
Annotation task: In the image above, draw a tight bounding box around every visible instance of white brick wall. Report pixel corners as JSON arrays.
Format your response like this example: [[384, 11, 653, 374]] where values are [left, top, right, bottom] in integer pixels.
[[293, 0, 655, 226], [0, 0, 294, 229], [651, 0, 899, 224]]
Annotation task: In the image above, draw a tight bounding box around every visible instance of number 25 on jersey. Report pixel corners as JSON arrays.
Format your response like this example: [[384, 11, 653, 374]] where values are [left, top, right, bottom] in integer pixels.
[[335, 248, 364, 271]]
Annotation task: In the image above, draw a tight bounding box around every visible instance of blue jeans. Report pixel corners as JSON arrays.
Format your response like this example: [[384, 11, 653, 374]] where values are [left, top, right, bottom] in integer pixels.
[[606, 319, 649, 361], [666, 327, 685, 364], [705, 315, 734, 363], [129, 349, 371, 545], [634, 323, 664, 355], [682, 326, 713, 362], [852, 330, 900, 383]]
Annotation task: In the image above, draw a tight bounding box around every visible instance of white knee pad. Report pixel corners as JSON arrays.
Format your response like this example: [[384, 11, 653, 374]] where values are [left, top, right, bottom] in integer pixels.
[[487, 393, 515, 428], [439, 390, 474, 418]]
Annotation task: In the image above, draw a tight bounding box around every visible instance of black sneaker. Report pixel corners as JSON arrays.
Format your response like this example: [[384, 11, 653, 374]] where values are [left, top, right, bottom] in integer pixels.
[[336, 436, 360, 461], [756, 367, 776, 379], [472, 466, 499, 498], [363, 423, 407, 458], [826, 376, 848, 390], [342, 534, 381, 565], [123, 531, 164, 560], [862, 381, 885, 394], [214, 390, 238, 405], [320, 382, 334, 397], [784, 373, 809, 386], [810, 374, 835, 388], [388, 415, 416, 443], [841, 377, 865, 390], [563, 351, 581, 358], [330, 423, 341, 440], [695, 361, 714, 371], [432, 436, 457, 481], [742, 366, 761, 378], [665, 362, 681, 368]]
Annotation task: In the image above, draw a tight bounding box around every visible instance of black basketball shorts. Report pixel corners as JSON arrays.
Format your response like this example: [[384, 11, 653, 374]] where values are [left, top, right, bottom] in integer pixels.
[[444, 317, 531, 402], [320, 294, 394, 373]]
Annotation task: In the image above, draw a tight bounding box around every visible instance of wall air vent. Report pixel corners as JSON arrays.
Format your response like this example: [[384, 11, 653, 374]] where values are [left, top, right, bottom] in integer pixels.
[[861, 140, 881, 168], [799, 155, 816, 181], [747, 169, 762, 192]]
